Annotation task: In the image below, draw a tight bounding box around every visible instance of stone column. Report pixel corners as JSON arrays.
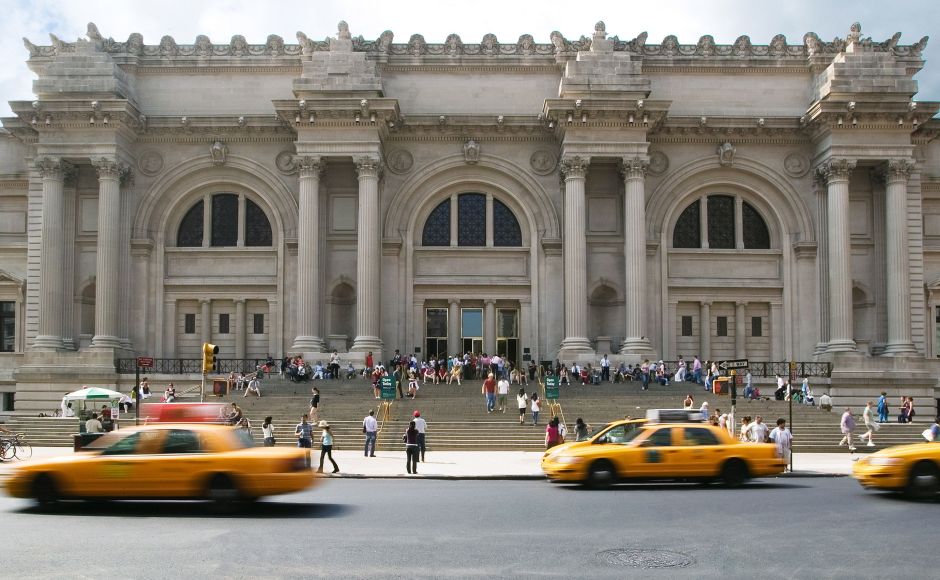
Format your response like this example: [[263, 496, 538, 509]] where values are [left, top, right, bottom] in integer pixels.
[[484, 299, 496, 355], [448, 299, 460, 356], [883, 159, 917, 354], [33, 157, 72, 350], [699, 301, 711, 360], [351, 156, 383, 355], [559, 156, 593, 356], [819, 159, 857, 352], [235, 299, 246, 360], [813, 175, 830, 355], [200, 299, 211, 346], [291, 156, 326, 352], [91, 157, 126, 349], [735, 301, 747, 359], [620, 157, 653, 354]]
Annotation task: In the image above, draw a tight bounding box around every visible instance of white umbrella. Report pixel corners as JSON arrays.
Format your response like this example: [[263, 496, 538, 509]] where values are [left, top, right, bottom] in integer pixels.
[[64, 387, 125, 401]]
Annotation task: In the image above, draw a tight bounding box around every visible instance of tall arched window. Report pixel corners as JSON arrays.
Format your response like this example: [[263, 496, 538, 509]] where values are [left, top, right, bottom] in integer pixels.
[[420, 193, 523, 247], [672, 194, 770, 250], [176, 193, 273, 248]]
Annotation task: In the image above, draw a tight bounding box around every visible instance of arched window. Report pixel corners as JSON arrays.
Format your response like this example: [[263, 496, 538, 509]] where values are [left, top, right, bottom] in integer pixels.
[[420, 193, 523, 247], [672, 195, 771, 250], [422, 200, 450, 246], [175, 193, 273, 248], [177, 200, 204, 247]]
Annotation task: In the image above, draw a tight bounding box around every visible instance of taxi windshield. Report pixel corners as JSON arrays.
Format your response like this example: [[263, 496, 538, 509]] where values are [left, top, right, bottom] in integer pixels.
[[594, 424, 644, 445]]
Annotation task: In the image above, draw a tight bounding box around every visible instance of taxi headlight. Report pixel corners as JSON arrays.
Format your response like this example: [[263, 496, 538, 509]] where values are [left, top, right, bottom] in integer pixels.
[[868, 457, 903, 467], [554, 456, 585, 465]]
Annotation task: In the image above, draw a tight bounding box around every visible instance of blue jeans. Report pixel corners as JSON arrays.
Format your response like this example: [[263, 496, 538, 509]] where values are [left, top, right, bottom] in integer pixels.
[[693, 369, 702, 384], [364, 431, 376, 456], [878, 408, 888, 423], [486, 393, 496, 412], [417, 433, 426, 461], [532, 410, 540, 425], [297, 437, 312, 467]]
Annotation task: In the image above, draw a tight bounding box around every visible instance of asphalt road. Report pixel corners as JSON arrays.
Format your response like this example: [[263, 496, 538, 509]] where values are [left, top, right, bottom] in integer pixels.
[[0, 477, 937, 579]]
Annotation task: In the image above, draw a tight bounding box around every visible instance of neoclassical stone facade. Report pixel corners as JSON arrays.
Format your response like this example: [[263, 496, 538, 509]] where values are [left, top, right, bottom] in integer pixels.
[[1, 21, 939, 410]]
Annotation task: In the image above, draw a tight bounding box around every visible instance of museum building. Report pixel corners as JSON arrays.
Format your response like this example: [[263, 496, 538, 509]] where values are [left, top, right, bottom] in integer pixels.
[[0, 20, 939, 410]]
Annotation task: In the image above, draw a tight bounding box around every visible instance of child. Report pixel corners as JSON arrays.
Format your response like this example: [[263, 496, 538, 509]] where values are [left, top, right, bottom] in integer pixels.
[[408, 369, 419, 399]]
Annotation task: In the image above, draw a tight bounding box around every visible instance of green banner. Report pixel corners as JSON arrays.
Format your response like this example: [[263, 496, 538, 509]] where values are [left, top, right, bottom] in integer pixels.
[[545, 376, 560, 400], [380, 375, 397, 401]]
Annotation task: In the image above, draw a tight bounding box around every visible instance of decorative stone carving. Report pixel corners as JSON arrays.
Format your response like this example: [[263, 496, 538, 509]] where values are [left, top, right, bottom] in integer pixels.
[[696, 35, 716, 56], [529, 150, 557, 175], [550, 31, 567, 54], [354, 156, 383, 178], [560, 156, 589, 178], [463, 139, 480, 164], [768, 34, 788, 57], [386, 149, 414, 174], [209, 141, 228, 165], [481, 34, 499, 55], [275, 151, 297, 174], [816, 158, 856, 183], [295, 155, 325, 178], [265, 34, 284, 55], [661, 35, 680, 56], [137, 150, 164, 176], [886, 158, 915, 182], [648, 151, 669, 175], [194, 35, 212, 57], [126, 33, 143, 55], [517, 34, 535, 55], [783, 152, 810, 178], [230, 35, 248, 56], [803, 32, 824, 56], [92, 157, 131, 184], [621, 156, 649, 178], [159, 35, 178, 56], [717, 142, 736, 166], [445, 34, 463, 55], [34, 156, 73, 180], [408, 34, 427, 55]]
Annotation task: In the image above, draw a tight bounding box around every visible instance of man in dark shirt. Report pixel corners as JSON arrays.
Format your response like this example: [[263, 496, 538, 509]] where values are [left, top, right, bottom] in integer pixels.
[[295, 414, 313, 467], [482, 373, 497, 413]]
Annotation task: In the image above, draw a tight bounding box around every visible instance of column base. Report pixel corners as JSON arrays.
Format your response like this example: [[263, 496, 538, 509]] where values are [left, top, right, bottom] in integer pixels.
[[558, 337, 594, 361], [32, 335, 64, 351], [826, 339, 857, 353], [91, 335, 122, 349], [350, 336, 384, 354], [813, 342, 829, 357], [619, 337, 654, 355], [291, 336, 326, 353], [881, 341, 918, 356]]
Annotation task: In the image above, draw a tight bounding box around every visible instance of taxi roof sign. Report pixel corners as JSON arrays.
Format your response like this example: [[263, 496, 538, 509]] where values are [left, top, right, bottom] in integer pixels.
[[646, 409, 706, 423]]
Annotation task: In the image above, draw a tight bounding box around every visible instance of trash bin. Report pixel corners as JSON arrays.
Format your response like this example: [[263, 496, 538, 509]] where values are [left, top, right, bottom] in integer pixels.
[[713, 377, 730, 395], [73, 432, 105, 452], [212, 378, 228, 396]]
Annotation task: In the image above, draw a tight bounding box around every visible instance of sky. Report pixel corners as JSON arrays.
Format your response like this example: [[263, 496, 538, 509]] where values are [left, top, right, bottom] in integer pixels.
[[0, 0, 936, 120]]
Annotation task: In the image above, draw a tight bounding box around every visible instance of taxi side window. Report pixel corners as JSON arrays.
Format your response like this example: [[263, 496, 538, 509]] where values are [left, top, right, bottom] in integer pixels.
[[163, 429, 202, 454], [645, 428, 673, 447], [683, 427, 720, 446], [101, 432, 140, 456]]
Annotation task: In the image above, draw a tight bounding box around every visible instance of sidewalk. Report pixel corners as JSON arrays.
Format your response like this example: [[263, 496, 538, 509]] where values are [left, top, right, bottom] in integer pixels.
[[1, 447, 862, 479]]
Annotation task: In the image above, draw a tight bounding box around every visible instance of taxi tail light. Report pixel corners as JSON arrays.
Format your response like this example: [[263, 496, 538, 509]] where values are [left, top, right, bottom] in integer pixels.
[[285, 457, 307, 472]]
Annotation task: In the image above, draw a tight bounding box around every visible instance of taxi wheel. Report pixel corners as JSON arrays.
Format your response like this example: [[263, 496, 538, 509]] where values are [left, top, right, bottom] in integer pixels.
[[721, 459, 750, 488], [206, 473, 241, 505], [586, 460, 617, 489], [905, 461, 939, 500], [32, 473, 60, 506]]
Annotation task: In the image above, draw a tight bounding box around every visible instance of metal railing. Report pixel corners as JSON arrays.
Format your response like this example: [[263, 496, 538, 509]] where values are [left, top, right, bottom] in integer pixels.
[[115, 358, 272, 375], [658, 361, 831, 378]]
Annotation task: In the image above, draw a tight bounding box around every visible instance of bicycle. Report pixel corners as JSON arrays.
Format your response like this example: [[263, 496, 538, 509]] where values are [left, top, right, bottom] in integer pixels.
[[0, 433, 31, 461]]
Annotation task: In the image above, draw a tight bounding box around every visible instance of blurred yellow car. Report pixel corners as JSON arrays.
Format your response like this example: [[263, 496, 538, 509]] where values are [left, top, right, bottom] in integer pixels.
[[4, 424, 317, 505], [852, 442, 940, 499], [541, 419, 786, 487]]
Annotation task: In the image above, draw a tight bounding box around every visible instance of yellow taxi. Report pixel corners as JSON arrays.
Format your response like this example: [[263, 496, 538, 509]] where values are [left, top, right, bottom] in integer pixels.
[[4, 424, 317, 505], [852, 442, 940, 499], [541, 411, 787, 487]]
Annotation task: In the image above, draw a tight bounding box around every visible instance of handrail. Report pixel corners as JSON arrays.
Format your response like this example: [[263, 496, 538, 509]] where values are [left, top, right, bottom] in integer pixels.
[[115, 358, 272, 374]]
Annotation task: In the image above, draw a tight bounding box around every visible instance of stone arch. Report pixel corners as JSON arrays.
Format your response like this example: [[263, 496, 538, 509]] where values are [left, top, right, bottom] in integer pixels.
[[588, 279, 622, 342], [853, 281, 875, 354], [327, 276, 356, 351], [133, 155, 297, 244]]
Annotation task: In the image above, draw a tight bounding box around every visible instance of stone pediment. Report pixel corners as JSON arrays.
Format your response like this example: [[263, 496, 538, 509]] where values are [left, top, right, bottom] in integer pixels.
[[0, 269, 25, 287]]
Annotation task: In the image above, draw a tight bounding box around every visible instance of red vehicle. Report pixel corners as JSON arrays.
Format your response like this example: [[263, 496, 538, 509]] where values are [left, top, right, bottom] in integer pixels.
[[139, 402, 229, 424]]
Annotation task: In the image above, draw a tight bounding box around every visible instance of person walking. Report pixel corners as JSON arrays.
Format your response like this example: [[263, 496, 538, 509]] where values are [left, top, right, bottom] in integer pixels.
[[839, 407, 857, 452], [403, 420, 419, 474], [295, 414, 313, 468], [363, 409, 378, 457], [496, 375, 510, 413], [316, 420, 340, 474], [309, 387, 320, 423], [516, 388, 528, 425], [530, 392, 541, 426], [877, 391, 889, 423], [574, 418, 591, 442], [262, 416, 276, 447], [482, 373, 497, 413], [545, 417, 563, 450], [413, 411, 427, 462], [769, 418, 793, 470], [860, 400, 878, 447]]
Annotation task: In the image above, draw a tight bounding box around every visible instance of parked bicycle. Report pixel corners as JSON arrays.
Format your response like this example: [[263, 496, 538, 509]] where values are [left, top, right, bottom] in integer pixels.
[[0, 432, 32, 461]]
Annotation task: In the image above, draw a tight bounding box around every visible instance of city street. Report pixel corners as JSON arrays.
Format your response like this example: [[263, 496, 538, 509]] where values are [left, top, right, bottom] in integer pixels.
[[0, 477, 937, 578]]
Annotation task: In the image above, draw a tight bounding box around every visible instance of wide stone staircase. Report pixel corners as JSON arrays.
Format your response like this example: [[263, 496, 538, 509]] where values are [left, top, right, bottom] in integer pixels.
[[2, 373, 932, 453]]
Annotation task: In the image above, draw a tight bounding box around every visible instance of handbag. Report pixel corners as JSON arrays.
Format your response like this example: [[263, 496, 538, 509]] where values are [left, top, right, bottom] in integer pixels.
[[924, 428, 936, 442]]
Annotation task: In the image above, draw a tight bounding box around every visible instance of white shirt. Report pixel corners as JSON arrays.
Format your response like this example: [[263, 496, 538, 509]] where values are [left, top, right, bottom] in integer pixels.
[[413, 417, 427, 434], [363, 415, 378, 433], [748, 422, 769, 443], [497, 379, 510, 394], [600, 356, 610, 368], [262, 424, 275, 438], [769, 426, 792, 450], [517, 394, 528, 409]]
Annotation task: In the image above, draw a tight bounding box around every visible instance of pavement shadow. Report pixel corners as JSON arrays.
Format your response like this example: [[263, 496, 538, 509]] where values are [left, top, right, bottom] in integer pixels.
[[863, 491, 940, 505], [554, 481, 811, 492], [14, 500, 355, 519]]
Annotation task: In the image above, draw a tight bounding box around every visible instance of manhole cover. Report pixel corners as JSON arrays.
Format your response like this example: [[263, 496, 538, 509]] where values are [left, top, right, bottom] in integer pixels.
[[596, 548, 695, 569]]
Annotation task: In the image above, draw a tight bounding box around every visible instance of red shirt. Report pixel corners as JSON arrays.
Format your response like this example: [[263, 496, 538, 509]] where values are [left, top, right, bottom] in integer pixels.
[[483, 378, 496, 394], [366, 354, 374, 368]]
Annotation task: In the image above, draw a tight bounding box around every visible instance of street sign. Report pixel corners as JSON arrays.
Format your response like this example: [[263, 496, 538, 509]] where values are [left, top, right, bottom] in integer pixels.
[[718, 359, 749, 371], [136, 356, 154, 368], [380, 375, 397, 401], [544, 376, 560, 400]]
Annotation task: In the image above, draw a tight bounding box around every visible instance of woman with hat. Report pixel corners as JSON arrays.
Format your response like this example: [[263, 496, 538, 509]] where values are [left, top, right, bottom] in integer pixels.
[[317, 420, 340, 474]]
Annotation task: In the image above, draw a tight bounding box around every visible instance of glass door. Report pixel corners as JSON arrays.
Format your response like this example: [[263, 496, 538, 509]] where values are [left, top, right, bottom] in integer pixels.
[[496, 308, 519, 368], [461, 308, 483, 354], [425, 308, 448, 359]]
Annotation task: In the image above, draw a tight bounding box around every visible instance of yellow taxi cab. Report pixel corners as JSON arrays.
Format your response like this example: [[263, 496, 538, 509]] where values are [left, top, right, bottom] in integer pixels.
[[852, 441, 940, 499], [4, 424, 317, 505], [541, 410, 787, 487]]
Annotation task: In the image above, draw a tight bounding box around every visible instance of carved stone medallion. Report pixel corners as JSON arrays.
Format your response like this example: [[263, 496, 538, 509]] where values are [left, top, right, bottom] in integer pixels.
[[275, 150, 297, 174], [385, 149, 414, 174], [137, 150, 164, 176], [529, 149, 557, 175], [648, 151, 669, 175], [783, 152, 810, 178]]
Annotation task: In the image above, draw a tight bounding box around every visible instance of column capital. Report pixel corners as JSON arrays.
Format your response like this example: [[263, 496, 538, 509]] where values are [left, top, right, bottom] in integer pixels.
[[815, 158, 856, 184], [200, 298, 211, 305], [92, 157, 131, 184], [560, 155, 589, 179], [620, 156, 649, 180], [484, 298, 497, 306], [354, 155, 383, 178], [234, 298, 246, 305], [448, 298, 460, 306], [735, 300, 748, 308], [295, 155, 326, 178], [34, 156, 74, 181], [886, 158, 916, 183], [700, 300, 713, 307]]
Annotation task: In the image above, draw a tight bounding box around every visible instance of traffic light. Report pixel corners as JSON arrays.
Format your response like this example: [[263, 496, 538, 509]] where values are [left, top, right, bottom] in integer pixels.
[[202, 343, 219, 373]]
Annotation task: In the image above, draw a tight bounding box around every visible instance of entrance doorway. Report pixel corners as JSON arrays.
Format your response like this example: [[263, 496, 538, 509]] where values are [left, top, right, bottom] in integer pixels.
[[496, 308, 520, 367], [425, 307, 448, 358], [461, 308, 483, 354]]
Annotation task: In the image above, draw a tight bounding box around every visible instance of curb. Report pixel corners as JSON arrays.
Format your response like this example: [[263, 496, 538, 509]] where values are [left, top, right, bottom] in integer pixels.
[[321, 472, 847, 481]]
